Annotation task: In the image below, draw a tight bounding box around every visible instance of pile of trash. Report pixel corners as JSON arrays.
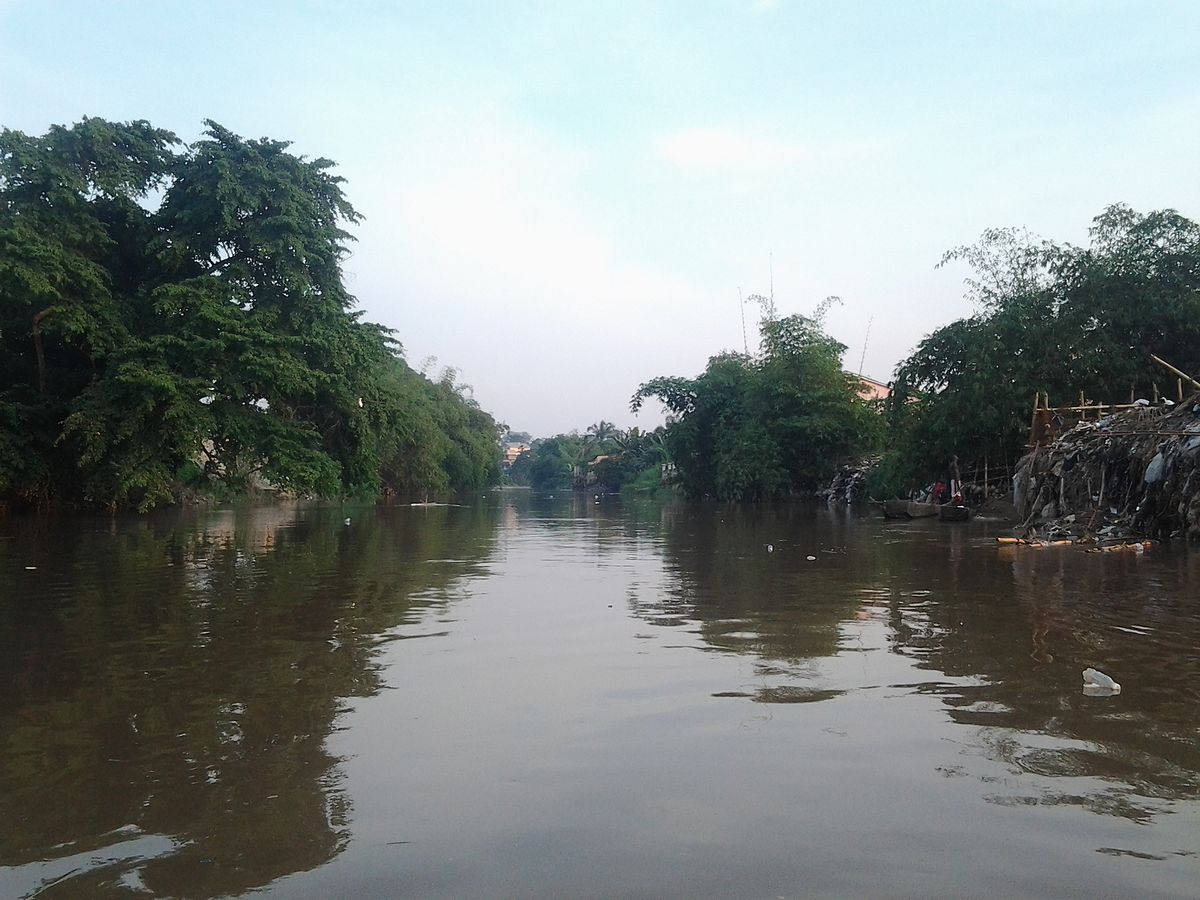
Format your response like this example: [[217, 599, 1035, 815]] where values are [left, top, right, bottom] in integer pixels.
[[822, 457, 877, 505], [1012, 398, 1200, 541]]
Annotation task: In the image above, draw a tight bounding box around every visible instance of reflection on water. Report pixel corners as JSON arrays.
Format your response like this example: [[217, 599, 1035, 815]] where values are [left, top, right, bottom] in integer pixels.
[[0, 503, 497, 898], [1, 498, 1197, 898], [653, 507, 1200, 828]]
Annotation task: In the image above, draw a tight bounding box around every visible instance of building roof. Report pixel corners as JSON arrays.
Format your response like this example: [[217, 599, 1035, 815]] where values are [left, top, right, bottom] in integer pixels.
[[852, 373, 891, 401]]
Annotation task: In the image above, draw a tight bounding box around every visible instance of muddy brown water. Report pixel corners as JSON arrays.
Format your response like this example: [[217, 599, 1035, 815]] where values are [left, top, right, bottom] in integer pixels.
[[1, 497, 1198, 898]]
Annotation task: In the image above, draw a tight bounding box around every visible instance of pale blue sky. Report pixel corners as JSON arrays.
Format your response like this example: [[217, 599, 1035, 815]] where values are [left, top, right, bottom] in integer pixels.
[[3, 1, 1198, 435]]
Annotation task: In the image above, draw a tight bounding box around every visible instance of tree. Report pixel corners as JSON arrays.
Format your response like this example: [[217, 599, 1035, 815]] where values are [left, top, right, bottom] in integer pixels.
[[1054, 205, 1200, 398], [1, 118, 180, 504], [0, 118, 500, 509], [882, 205, 1200, 491], [586, 420, 617, 444], [633, 310, 874, 500], [524, 436, 578, 491]]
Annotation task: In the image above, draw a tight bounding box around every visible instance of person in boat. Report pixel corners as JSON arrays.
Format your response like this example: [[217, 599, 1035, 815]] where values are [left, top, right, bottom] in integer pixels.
[[947, 454, 963, 505], [932, 481, 947, 504]]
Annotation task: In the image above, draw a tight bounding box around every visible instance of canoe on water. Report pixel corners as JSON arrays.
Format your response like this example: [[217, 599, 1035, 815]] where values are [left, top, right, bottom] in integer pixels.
[[938, 504, 972, 522], [883, 500, 939, 519]]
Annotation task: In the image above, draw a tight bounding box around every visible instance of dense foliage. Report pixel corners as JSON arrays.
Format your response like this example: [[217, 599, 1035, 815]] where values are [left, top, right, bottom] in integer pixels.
[[0, 118, 499, 509], [632, 311, 878, 500], [507, 421, 671, 493], [881, 205, 1200, 491]]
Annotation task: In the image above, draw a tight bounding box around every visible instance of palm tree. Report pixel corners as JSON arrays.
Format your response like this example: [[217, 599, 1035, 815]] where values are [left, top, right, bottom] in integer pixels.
[[612, 426, 639, 452], [586, 420, 617, 444], [647, 429, 673, 466]]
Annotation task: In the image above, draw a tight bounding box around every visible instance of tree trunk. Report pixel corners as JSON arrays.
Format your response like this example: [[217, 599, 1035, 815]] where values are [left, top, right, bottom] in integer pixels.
[[32, 308, 51, 394]]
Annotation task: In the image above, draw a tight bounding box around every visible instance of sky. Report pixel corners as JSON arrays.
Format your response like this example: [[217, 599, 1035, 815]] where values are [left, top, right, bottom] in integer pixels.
[[2, 1, 1198, 436]]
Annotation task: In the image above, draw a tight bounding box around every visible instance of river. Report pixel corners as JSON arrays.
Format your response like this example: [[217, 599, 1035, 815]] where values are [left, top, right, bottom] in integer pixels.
[[2, 496, 1197, 898]]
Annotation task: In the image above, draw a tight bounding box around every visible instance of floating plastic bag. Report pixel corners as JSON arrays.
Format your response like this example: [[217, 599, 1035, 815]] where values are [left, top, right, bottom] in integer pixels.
[[1144, 452, 1166, 484], [1082, 667, 1121, 695]]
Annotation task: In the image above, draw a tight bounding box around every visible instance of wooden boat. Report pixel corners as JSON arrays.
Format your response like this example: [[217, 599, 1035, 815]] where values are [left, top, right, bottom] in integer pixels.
[[883, 500, 938, 519], [938, 504, 972, 522]]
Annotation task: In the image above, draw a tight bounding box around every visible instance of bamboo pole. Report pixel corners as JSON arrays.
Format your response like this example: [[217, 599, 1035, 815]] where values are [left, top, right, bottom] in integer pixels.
[[1072, 430, 1194, 436], [1151, 354, 1200, 392], [1038, 403, 1142, 414]]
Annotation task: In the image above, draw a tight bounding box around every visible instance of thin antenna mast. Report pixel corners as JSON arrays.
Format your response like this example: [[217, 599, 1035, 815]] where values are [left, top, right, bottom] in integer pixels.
[[738, 287, 748, 355], [769, 252, 774, 308], [858, 315, 874, 376]]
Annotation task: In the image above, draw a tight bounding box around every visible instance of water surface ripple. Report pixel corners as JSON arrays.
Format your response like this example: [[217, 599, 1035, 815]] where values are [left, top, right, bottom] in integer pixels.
[[1, 497, 1197, 898]]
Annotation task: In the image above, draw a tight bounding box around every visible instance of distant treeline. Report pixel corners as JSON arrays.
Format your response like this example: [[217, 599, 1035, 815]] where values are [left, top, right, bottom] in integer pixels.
[[511, 305, 881, 500], [507, 421, 674, 495], [0, 118, 500, 510]]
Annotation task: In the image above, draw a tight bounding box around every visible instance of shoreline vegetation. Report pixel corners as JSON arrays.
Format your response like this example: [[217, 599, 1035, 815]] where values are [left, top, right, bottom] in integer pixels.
[[507, 206, 1200, 539], [4, 119, 1200, 531], [1, 118, 499, 512]]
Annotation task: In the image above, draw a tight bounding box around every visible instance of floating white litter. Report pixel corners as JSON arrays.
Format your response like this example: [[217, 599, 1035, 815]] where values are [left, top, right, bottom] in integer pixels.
[[766, 544, 774, 553], [806, 555, 817, 561], [1082, 667, 1121, 695]]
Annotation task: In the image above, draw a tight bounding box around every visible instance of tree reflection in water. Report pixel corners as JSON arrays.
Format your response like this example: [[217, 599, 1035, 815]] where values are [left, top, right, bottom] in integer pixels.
[[3, 498, 1198, 897], [634, 503, 1200, 831], [0, 502, 498, 898]]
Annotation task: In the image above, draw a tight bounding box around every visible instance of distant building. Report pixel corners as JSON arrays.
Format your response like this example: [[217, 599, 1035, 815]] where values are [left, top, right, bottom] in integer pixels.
[[502, 444, 530, 468], [853, 374, 891, 403]]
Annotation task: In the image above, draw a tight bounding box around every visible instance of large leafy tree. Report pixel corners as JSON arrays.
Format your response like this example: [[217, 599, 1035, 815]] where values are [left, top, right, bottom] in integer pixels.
[[1054, 205, 1200, 397], [1, 118, 179, 503], [632, 310, 876, 500], [884, 205, 1200, 489], [0, 118, 499, 509]]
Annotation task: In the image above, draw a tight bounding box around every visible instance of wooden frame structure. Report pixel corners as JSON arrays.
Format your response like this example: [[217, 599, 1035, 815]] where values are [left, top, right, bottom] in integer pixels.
[[1028, 356, 1200, 448]]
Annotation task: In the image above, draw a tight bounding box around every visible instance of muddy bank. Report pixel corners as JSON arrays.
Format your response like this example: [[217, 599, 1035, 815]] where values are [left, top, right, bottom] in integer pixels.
[[1013, 398, 1200, 541]]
